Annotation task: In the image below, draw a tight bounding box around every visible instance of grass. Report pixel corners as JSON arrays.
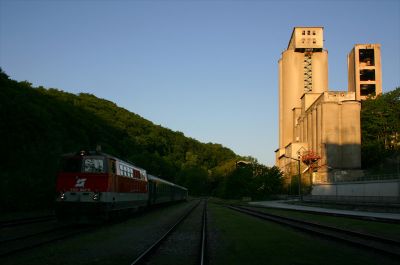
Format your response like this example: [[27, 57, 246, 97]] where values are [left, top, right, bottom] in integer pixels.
[[245, 206, 400, 241], [208, 203, 399, 265]]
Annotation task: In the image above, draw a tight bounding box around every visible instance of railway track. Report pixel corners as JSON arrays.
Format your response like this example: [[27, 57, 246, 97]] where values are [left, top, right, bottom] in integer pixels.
[[0, 222, 93, 257], [0, 215, 56, 228], [247, 203, 400, 224], [131, 199, 208, 265], [200, 201, 207, 265], [228, 205, 400, 257]]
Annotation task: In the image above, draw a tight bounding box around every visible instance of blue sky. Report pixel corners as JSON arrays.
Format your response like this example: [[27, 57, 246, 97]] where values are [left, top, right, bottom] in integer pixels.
[[1, 0, 399, 166]]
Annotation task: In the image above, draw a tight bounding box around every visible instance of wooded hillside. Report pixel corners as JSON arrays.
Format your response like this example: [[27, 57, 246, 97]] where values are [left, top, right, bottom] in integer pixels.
[[0, 69, 243, 210]]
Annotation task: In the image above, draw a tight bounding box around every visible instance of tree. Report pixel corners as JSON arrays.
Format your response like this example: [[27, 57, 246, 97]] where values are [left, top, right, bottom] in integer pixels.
[[361, 87, 400, 168], [223, 166, 253, 199], [253, 165, 284, 199], [177, 165, 208, 196]]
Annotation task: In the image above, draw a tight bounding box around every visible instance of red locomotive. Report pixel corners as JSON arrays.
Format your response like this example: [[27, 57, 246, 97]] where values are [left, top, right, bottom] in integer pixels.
[[55, 150, 188, 221]]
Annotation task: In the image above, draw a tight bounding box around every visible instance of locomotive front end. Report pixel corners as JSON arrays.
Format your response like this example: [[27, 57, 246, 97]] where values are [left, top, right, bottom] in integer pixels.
[[55, 151, 111, 222]]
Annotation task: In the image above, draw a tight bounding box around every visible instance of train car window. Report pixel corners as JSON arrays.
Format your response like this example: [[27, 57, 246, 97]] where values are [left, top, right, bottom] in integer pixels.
[[61, 157, 82, 172], [83, 158, 104, 173], [133, 169, 140, 179]]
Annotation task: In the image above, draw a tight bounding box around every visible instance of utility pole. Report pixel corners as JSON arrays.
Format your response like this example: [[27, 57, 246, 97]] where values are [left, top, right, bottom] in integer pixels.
[[284, 155, 302, 200]]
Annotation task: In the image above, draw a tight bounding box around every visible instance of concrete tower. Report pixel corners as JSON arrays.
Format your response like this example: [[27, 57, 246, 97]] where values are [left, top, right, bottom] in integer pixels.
[[348, 44, 382, 100], [277, 27, 328, 156]]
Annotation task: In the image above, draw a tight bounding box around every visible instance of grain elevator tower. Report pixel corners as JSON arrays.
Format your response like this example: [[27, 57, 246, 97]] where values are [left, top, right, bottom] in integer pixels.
[[277, 27, 328, 156], [275, 26, 366, 184]]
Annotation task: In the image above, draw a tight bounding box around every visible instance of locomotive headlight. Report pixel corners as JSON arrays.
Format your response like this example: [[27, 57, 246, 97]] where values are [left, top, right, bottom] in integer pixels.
[[60, 192, 66, 201], [92, 192, 101, 201]]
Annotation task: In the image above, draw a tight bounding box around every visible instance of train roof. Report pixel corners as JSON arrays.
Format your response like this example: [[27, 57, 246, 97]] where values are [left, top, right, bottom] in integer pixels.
[[62, 150, 115, 158], [147, 174, 188, 191]]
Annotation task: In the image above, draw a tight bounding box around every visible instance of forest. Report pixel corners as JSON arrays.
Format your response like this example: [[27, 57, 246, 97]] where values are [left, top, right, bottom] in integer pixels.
[[0, 69, 283, 211]]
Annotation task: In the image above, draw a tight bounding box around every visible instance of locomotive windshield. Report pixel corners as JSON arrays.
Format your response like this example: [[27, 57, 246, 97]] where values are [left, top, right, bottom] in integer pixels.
[[83, 158, 104, 173], [61, 156, 105, 173]]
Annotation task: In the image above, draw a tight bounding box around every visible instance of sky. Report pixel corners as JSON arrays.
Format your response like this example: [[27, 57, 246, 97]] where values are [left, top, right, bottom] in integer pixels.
[[1, 0, 399, 166]]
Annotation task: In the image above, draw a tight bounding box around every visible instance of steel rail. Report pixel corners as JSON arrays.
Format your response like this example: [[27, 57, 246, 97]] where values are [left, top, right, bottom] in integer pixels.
[[0, 215, 56, 228], [0, 225, 66, 245], [237, 206, 400, 245], [245, 203, 400, 224], [0, 226, 94, 257], [228, 205, 400, 257], [199, 200, 207, 265], [130, 200, 202, 265]]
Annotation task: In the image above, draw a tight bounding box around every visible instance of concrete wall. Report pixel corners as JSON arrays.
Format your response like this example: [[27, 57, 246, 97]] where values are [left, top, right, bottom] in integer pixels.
[[312, 180, 400, 197], [280, 50, 305, 149], [295, 92, 361, 173]]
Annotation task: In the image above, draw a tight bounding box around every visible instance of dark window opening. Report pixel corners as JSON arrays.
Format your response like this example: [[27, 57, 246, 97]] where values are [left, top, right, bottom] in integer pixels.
[[360, 84, 376, 96], [359, 69, 375, 81], [359, 49, 375, 66], [110, 160, 116, 174]]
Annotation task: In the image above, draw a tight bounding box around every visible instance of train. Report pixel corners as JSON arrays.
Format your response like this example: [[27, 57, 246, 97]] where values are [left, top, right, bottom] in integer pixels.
[[55, 150, 188, 222]]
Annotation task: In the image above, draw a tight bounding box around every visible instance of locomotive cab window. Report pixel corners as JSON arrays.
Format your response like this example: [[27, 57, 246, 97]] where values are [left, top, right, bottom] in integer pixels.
[[83, 158, 105, 173]]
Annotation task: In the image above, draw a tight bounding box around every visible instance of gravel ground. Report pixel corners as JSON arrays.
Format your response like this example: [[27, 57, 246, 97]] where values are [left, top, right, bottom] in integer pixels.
[[144, 200, 205, 265], [1, 200, 198, 265]]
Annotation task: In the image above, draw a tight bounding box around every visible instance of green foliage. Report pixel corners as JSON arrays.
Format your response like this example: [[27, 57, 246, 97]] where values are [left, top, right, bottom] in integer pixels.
[[361, 87, 400, 169], [177, 165, 208, 196], [218, 164, 284, 200]]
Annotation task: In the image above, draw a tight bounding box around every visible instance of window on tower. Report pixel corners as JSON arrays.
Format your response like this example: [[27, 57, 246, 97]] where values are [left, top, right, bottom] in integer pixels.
[[359, 49, 375, 66], [360, 84, 376, 96], [360, 69, 376, 81]]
